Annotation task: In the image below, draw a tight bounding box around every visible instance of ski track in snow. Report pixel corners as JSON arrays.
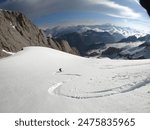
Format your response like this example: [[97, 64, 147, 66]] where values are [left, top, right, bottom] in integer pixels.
[[1, 47, 150, 112], [48, 73, 81, 96], [48, 72, 150, 99], [48, 82, 63, 95]]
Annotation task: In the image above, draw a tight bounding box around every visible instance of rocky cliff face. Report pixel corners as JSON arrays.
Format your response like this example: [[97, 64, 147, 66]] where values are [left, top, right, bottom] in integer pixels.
[[47, 38, 79, 55], [0, 10, 78, 58]]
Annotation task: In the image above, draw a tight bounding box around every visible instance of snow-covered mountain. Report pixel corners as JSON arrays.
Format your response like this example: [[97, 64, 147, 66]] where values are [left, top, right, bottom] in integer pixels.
[[97, 24, 147, 38], [45, 24, 148, 38], [87, 41, 150, 59], [119, 34, 150, 43], [119, 42, 150, 59], [44, 24, 148, 56], [56, 30, 120, 55], [0, 47, 150, 112]]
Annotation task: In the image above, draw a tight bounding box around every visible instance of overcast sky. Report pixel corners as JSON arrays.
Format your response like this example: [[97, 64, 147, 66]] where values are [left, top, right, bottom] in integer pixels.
[[0, 0, 150, 31]]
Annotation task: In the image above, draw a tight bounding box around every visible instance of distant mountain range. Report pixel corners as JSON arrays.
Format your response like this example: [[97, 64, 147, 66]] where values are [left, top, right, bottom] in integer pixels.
[[119, 34, 150, 43], [56, 31, 119, 55], [44, 24, 149, 56], [45, 24, 148, 38], [87, 41, 150, 59]]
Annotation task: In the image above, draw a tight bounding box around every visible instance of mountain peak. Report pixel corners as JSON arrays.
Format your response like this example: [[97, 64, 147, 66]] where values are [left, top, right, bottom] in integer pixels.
[[45, 24, 147, 38]]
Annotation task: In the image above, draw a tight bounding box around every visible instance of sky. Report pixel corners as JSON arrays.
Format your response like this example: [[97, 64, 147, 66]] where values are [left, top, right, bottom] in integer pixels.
[[0, 0, 150, 31]]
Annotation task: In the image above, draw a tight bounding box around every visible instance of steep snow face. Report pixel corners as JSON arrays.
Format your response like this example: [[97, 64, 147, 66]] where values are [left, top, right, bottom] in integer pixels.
[[0, 47, 150, 112]]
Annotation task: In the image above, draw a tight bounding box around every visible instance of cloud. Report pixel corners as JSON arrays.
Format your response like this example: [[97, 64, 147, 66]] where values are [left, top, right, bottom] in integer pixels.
[[132, 0, 140, 5], [88, 0, 141, 19], [0, 0, 142, 20], [0, 0, 89, 18]]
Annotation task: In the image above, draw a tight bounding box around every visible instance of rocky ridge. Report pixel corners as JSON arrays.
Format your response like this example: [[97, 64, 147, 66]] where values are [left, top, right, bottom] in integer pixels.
[[0, 10, 78, 58]]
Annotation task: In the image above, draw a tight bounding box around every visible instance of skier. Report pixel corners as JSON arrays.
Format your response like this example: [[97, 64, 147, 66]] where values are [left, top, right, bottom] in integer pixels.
[[59, 68, 62, 72]]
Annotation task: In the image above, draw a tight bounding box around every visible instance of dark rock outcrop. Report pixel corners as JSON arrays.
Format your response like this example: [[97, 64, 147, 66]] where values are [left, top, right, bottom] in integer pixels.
[[0, 10, 78, 58], [118, 34, 150, 43], [59, 40, 79, 55], [57, 32, 87, 55], [138, 42, 150, 47], [138, 34, 150, 42], [56, 30, 116, 55], [119, 35, 138, 43], [101, 47, 123, 58]]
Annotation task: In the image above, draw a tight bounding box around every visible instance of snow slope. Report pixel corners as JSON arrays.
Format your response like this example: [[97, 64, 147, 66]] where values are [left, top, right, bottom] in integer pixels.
[[0, 47, 150, 112]]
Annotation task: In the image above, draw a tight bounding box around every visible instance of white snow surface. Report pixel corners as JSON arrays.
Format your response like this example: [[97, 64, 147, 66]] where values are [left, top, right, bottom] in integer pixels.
[[0, 47, 150, 113]]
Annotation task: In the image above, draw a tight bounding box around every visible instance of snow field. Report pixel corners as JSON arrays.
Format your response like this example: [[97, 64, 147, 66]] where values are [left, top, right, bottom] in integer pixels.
[[0, 47, 150, 112]]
